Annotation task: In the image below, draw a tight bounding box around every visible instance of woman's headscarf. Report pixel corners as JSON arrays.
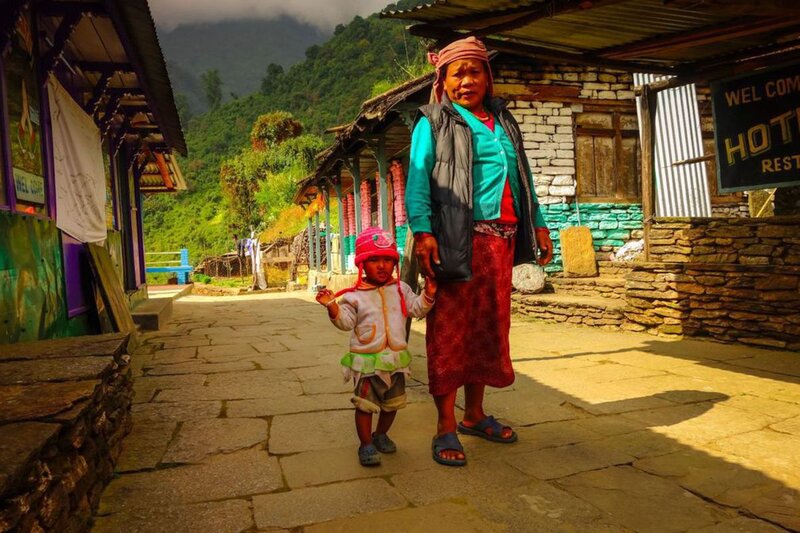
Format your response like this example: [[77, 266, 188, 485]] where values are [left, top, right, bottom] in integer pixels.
[[427, 36, 494, 104]]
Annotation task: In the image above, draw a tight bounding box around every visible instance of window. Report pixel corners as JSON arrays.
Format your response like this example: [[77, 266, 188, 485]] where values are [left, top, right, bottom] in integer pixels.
[[4, 8, 47, 216], [575, 111, 641, 202]]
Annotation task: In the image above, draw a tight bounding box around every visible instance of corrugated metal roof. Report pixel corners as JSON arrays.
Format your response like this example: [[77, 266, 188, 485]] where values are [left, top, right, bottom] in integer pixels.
[[383, 0, 800, 72]]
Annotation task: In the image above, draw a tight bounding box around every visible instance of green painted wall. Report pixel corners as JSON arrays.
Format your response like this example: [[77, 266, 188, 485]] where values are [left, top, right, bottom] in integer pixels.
[[0, 212, 103, 344], [0, 212, 69, 343], [540, 203, 643, 272]]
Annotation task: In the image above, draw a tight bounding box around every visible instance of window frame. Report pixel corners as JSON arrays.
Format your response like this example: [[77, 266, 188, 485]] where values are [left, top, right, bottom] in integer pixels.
[[574, 110, 642, 204]]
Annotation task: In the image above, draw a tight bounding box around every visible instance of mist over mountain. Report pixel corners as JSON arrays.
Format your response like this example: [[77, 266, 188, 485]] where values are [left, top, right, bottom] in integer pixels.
[[157, 17, 329, 112]]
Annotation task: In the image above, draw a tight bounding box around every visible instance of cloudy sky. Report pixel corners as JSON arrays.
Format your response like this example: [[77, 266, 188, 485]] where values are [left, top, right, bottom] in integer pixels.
[[149, 0, 395, 31]]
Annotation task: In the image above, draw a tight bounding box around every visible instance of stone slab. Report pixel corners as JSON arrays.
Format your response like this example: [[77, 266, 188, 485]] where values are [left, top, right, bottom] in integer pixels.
[[226, 393, 350, 418], [560, 226, 598, 277], [98, 448, 282, 514], [300, 376, 352, 395], [621, 403, 778, 445], [0, 333, 128, 361], [131, 401, 222, 423], [0, 357, 113, 385], [162, 418, 268, 464], [557, 466, 729, 532], [504, 440, 635, 480], [269, 410, 357, 454], [115, 421, 176, 472], [154, 381, 303, 402], [636, 451, 800, 531], [304, 501, 500, 533], [252, 478, 407, 529], [93, 499, 252, 533], [196, 344, 257, 359], [144, 360, 256, 376], [132, 374, 207, 404], [204, 369, 297, 388], [0, 422, 60, 498], [147, 347, 198, 365], [689, 517, 785, 532], [0, 381, 97, 423], [390, 459, 531, 507]]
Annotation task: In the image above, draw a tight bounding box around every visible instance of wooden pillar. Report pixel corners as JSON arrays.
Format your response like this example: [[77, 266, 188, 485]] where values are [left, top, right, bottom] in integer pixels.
[[314, 210, 322, 272], [350, 156, 363, 235], [640, 84, 658, 262], [307, 216, 315, 271], [334, 181, 346, 274], [324, 183, 332, 274], [375, 136, 390, 230]]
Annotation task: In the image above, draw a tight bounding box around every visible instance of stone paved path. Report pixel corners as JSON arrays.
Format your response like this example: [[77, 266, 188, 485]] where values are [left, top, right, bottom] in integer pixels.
[[93, 292, 800, 532]]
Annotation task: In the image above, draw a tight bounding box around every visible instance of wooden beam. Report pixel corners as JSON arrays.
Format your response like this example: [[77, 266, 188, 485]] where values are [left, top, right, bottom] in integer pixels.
[[86, 70, 114, 114], [481, 37, 677, 75], [638, 84, 657, 262], [599, 17, 800, 60], [41, 11, 83, 74], [38, 2, 105, 18], [77, 61, 132, 73]]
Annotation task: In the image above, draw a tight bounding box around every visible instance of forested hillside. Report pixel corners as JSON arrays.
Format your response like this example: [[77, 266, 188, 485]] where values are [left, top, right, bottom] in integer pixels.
[[158, 18, 329, 114], [144, 1, 430, 260]]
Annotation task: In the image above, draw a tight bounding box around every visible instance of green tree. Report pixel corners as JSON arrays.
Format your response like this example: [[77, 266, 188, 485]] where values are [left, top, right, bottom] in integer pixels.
[[260, 63, 285, 95], [250, 111, 302, 151], [174, 92, 193, 127], [201, 69, 223, 109]]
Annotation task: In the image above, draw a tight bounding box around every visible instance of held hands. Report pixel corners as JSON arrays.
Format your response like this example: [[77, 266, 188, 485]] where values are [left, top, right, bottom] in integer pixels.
[[414, 232, 440, 279], [424, 276, 437, 300], [316, 288, 335, 307], [535, 228, 554, 266]]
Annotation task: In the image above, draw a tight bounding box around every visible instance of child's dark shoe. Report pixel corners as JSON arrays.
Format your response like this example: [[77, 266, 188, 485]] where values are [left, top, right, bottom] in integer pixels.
[[358, 443, 381, 466], [372, 432, 397, 453]]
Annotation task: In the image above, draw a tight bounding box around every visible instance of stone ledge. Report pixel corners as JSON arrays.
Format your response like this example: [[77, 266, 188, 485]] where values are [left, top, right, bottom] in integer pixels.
[[0, 334, 133, 531]]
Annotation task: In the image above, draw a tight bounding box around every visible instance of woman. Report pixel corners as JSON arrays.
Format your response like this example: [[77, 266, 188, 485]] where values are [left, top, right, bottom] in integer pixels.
[[405, 37, 553, 466]]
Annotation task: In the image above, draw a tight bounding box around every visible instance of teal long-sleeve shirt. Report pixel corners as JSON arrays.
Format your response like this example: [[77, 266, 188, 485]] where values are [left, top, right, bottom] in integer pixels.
[[405, 103, 547, 234]]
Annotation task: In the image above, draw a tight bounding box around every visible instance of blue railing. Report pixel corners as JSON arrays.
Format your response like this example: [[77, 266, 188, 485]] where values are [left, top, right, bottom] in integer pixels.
[[145, 249, 192, 284]]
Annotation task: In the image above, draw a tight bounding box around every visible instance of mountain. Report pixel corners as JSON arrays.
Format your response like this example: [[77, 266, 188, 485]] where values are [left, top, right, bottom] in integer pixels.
[[157, 17, 330, 112], [144, 1, 430, 260]]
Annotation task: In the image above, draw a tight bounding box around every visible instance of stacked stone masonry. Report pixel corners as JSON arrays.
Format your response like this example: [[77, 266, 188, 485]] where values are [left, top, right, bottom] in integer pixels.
[[647, 216, 800, 265], [512, 294, 625, 329], [625, 216, 800, 350], [0, 334, 133, 532]]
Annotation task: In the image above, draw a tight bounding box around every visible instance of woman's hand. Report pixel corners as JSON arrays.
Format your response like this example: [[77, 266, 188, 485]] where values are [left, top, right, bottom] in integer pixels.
[[316, 288, 335, 307], [535, 228, 553, 266], [414, 232, 440, 279]]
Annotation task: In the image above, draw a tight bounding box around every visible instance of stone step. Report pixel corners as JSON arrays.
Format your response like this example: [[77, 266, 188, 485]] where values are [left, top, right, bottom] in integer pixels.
[[512, 292, 626, 329], [547, 276, 626, 300], [131, 297, 173, 331], [597, 260, 636, 277]]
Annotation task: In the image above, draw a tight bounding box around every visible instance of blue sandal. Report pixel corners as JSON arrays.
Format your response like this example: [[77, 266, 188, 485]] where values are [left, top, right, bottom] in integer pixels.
[[358, 443, 381, 466], [458, 415, 518, 443], [431, 432, 466, 467], [372, 432, 396, 454]]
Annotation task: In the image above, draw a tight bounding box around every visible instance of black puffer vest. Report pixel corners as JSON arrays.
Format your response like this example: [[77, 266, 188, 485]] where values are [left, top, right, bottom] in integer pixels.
[[416, 96, 541, 281]]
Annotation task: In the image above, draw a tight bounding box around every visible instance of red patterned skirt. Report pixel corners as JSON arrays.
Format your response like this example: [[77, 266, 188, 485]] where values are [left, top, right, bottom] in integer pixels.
[[426, 230, 516, 396]]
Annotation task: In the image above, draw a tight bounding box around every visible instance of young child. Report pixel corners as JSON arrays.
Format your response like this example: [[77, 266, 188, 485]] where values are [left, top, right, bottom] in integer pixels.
[[316, 227, 436, 466]]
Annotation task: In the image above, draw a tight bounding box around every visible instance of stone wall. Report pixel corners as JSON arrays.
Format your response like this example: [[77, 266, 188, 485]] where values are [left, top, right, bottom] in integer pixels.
[[540, 203, 643, 271], [0, 334, 133, 532], [494, 62, 635, 206], [648, 216, 800, 265], [624, 263, 800, 350]]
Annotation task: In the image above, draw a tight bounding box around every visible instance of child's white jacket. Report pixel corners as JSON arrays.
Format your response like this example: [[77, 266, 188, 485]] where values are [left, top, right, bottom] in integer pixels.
[[331, 281, 433, 383]]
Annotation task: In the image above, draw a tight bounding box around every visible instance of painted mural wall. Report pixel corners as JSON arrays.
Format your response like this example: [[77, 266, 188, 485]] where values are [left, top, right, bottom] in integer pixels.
[[0, 212, 68, 343]]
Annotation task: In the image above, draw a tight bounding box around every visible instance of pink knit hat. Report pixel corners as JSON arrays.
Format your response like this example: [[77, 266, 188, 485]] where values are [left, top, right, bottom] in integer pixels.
[[336, 227, 407, 316], [355, 227, 399, 266]]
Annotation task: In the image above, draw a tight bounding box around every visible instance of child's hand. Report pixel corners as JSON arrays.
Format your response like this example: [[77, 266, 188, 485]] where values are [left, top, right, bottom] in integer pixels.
[[424, 277, 437, 298], [316, 288, 335, 307]]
